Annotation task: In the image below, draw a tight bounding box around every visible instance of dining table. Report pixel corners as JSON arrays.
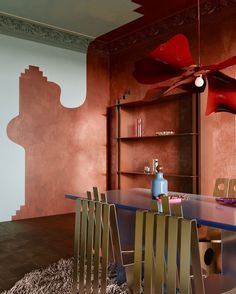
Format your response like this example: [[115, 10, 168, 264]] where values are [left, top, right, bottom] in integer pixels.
[[66, 187, 236, 280]]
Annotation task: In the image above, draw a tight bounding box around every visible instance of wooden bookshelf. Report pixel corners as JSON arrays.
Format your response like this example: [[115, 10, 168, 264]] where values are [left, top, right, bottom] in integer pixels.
[[107, 92, 200, 193]]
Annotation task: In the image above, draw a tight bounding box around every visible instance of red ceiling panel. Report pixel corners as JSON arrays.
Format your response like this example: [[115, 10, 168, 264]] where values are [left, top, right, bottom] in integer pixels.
[[133, 0, 197, 19], [99, 0, 205, 42]]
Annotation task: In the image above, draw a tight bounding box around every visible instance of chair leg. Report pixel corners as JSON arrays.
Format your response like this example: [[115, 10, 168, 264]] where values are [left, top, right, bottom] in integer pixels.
[[72, 200, 81, 294]]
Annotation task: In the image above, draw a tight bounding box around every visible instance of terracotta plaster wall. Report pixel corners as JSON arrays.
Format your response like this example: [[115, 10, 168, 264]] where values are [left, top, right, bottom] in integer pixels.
[[7, 46, 110, 220], [199, 9, 236, 195], [110, 8, 236, 195]]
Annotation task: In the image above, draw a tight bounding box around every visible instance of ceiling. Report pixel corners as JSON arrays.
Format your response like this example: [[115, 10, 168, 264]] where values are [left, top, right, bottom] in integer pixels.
[[0, 0, 141, 38], [0, 0, 203, 41], [100, 0, 204, 41]]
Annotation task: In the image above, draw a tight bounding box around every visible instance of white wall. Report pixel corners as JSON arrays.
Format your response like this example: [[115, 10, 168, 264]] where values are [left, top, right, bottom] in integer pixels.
[[0, 34, 87, 222]]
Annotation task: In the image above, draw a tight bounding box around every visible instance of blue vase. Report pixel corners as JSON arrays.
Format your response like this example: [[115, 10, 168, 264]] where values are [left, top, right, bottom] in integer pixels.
[[151, 172, 168, 199]]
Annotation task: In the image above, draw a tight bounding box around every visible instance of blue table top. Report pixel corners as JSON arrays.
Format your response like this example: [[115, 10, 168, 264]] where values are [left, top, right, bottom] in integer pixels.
[[66, 188, 236, 232]]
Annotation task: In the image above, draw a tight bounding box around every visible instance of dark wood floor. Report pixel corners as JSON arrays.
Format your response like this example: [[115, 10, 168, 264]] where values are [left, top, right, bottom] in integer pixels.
[[0, 213, 75, 292]]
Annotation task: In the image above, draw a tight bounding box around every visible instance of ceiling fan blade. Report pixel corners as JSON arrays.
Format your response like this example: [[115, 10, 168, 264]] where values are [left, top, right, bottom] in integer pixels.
[[149, 34, 195, 68], [205, 71, 236, 115], [163, 75, 205, 95], [142, 88, 166, 101], [202, 56, 236, 72], [142, 75, 202, 100], [133, 56, 183, 84]]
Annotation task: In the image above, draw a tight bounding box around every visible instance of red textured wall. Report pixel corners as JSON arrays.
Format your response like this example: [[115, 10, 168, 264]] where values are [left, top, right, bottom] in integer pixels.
[[199, 9, 236, 195], [7, 46, 110, 220], [109, 8, 236, 195]]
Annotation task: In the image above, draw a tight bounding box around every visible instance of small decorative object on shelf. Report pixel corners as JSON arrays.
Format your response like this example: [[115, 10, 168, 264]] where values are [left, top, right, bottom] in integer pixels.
[[155, 131, 175, 136], [144, 166, 151, 174], [151, 165, 168, 199], [137, 118, 142, 137], [152, 158, 159, 174]]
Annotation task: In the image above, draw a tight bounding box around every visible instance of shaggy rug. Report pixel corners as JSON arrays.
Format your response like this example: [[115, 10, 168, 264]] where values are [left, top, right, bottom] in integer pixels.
[[1, 258, 130, 294]]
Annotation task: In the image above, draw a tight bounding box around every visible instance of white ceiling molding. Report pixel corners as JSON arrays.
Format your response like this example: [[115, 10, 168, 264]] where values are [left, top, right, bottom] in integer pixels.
[[0, 12, 94, 53]]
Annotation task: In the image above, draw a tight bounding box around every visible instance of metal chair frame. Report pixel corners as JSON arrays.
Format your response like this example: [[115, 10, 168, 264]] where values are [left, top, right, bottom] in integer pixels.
[[228, 179, 236, 198], [132, 209, 204, 294], [72, 198, 112, 294], [87, 187, 131, 266]]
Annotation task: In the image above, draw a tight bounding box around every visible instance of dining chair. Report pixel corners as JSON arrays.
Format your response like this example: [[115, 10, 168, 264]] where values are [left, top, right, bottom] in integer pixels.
[[72, 198, 112, 294], [156, 196, 219, 276], [150, 196, 171, 214], [193, 178, 227, 254], [228, 179, 236, 198], [87, 186, 107, 202], [167, 193, 221, 275], [210, 177, 236, 271], [195, 178, 229, 242], [203, 178, 230, 243], [205, 178, 230, 272], [87, 187, 130, 283], [125, 199, 236, 294], [129, 210, 204, 294], [213, 178, 229, 197]]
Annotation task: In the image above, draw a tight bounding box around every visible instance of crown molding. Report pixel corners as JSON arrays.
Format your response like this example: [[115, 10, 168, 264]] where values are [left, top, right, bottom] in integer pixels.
[[107, 0, 236, 54], [0, 12, 94, 53]]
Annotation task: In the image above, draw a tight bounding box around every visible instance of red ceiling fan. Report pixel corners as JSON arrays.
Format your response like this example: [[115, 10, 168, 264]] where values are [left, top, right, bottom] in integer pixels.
[[133, 4, 236, 115]]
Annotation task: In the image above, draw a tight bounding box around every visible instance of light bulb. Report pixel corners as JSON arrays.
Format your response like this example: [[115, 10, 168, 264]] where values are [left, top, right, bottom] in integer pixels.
[[194, 75, 204, 87]]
